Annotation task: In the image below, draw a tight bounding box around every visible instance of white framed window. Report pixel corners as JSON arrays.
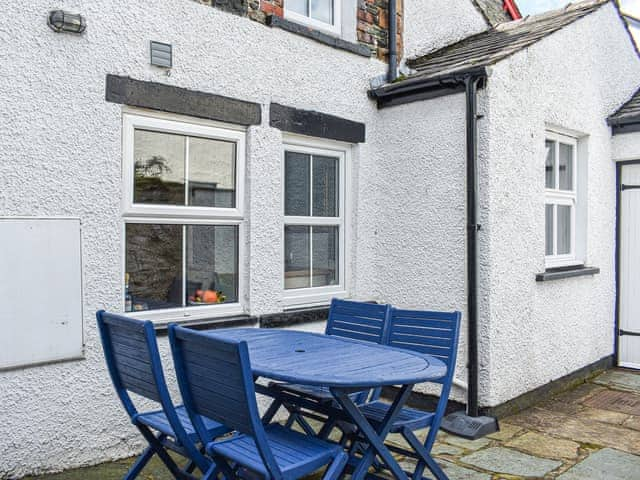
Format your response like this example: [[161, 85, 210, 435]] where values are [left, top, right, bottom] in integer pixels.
[[122, 111, 245, 322], [283, 138, 349, 307], [545, 131, 580, 268], [285, 0, 341, 35]]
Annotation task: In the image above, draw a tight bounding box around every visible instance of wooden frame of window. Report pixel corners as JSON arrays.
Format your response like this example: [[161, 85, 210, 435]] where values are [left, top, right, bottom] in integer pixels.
[[282, 136, 350, 307], [284, 0, 342, 35], [122, 110, 245, 322], [545, 131, 579, 268]]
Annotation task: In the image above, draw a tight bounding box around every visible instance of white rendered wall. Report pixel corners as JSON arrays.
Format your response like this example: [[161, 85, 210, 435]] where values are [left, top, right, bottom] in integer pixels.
[[612, 130, 640, 161], [479, 3, 640, 407], [0, 0, 384, 476], [367, 94, 470, 402], [402, 0, 488, 60]]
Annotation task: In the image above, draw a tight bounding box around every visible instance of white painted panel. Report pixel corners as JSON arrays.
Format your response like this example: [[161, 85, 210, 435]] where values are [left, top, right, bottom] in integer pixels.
[[620, 165, 640, 369], [0, 218, 83, 369]]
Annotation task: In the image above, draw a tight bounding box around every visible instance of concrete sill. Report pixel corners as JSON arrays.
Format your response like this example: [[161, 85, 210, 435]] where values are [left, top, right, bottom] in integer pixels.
[[260, 306, 329, 328], [155, 315, 258, 336], [535, 266, 600, 282], [266, 15, 372, 57]]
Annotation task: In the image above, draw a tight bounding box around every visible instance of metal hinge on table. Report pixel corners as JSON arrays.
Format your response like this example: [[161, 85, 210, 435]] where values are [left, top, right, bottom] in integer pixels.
[[621, 184, 640, 191], [620, 329, 640, 337]]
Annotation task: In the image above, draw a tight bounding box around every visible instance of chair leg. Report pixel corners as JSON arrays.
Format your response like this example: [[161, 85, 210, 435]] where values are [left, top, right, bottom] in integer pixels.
[[322, 452, 349, 480], [261, 397, 282, 424], [123, 446, 155, 480], [402, 428, 447, 480], [137, 428, 187, 479]]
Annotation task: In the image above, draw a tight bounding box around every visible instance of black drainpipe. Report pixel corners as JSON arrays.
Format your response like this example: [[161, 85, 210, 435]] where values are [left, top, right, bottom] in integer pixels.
[[465, 75, 482, 417], [387, 0, 397, 83]]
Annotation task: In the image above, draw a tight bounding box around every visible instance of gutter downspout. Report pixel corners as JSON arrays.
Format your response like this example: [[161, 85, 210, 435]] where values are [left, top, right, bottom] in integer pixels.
[[465, 76, 481, 418], [388, 0, 397, 83]]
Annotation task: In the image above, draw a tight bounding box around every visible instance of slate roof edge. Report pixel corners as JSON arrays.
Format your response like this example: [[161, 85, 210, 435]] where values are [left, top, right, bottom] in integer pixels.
[[470, 0, 498, 28], [406, 0, 610, 72], [368, 66, 489, 107]]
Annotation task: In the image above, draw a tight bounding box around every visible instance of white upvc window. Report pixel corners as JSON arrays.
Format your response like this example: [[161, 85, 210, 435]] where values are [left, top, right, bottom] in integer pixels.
[[285, 0, 341, 35], [283, 138, 348, 307], [544, 131, 579, 268], [122, 111, 245, 322]]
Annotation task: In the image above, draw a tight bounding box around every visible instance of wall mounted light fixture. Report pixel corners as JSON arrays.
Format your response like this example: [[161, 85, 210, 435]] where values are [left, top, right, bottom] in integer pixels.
[[48, 10, 86, 34]]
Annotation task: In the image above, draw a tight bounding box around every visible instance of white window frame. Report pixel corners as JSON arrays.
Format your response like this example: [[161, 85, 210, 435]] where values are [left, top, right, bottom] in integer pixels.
[[545, 131, 579, 269], [122, 110, 246, 323], [285, 0, 342, 36], [282, 136, 350, 307]]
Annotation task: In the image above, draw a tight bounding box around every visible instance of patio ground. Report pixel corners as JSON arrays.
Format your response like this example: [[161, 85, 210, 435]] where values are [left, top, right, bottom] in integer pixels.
[[25, 369, 640, 480]]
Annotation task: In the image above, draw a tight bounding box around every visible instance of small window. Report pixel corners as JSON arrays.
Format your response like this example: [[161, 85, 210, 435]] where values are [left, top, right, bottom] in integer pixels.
[[544, 131, 579, 268], [122, 113, 245, 321], [283, 141, 347, 306], [285, 0, 341, 34]]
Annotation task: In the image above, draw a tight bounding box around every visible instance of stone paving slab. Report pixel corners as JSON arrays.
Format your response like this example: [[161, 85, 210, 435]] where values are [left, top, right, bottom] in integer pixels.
[[461, 447, 562, 477], [592, 369, 640, 393], [583, 388, 640, 416], [505, 431, 580, 460], [556, 447, 640, 480], [505, 406, 640, 455], [439, 433, 491, 451], [485, 423, 522, 442], [439, 460, 492, 480]]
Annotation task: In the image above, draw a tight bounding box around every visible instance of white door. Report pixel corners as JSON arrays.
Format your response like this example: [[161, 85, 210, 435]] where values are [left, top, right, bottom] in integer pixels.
[[620, 164, 640, 369]]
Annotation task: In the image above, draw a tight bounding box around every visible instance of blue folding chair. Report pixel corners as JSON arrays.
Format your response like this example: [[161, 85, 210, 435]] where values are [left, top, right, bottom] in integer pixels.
[[169, 324, 349, 480], [263, 299, 391, 438], [96, 311, 228, 479], [354, 308, 461, 480]]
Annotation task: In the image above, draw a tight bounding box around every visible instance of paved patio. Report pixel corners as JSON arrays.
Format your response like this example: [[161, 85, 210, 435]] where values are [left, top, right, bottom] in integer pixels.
[[25, 369, 640, 480]]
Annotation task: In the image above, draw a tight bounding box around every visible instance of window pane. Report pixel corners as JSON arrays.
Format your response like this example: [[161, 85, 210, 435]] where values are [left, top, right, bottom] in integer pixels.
[[188, 137, 236, 208], [285, 152, 311, 216], [313, 155, 339, 217], [288, 0, 308, 16], [134, 130, 185, 205], [545, 204, 554, 256], [125, 223, 183, 311], [186, 225, 238, 305], [312, 226, 338, 287], [545, 140, 555, 189], [285, 225, 310, 289], [557, 205, 572, 255], [310, 0, 332, 24], [559, 143, 574, 191]]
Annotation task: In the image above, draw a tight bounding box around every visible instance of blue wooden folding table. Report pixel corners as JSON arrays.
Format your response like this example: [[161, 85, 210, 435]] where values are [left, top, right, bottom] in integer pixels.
[[207, 328, 447, 480]]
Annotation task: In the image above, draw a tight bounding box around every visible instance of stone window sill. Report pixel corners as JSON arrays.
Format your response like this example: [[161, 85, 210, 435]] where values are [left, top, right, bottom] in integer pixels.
[[155, 315, 258, 336], [535, 266, 600, 282], [260, 306, 329, 328], [266, 15, 371, 57]]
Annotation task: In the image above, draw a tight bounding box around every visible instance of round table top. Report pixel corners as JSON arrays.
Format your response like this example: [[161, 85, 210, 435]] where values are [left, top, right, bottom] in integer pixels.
[[206, 328, 447, 388]]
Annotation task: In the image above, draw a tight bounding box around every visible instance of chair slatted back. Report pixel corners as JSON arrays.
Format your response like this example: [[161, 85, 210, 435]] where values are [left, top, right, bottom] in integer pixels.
[[326, 298, 390, 344], [169, 325, 259, 436], [169, 325, 283, 477], [97, 311, 211, 473], [387, 308, 462, 451], [387, 308, 461, 385], [97, 311, 162, 405]]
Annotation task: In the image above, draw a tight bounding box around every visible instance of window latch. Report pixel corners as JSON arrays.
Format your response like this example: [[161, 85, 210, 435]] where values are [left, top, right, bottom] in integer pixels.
[[620, 329, 640, 337]]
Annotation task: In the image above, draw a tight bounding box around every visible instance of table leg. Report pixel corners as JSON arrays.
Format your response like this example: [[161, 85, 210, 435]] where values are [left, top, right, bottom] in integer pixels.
[[331, 385, 414, 480]]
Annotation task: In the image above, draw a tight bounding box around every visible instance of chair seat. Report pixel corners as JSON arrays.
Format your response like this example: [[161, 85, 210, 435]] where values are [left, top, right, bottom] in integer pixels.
[[359, 400, 435, 432], [208, 424, 342, 478], [136, 405, 227, 442]]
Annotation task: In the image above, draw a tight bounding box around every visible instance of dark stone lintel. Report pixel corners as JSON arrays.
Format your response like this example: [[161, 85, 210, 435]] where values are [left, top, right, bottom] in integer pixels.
[[270, 103, 366, 143], [106, 75, 261, 126]]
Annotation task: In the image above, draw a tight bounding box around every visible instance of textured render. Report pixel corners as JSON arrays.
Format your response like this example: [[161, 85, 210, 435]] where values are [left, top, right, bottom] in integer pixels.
[[0, 0, 386, 476], [612, 131, 640, 160], [367, 94, 470, 402], [480, 2, 640, 407], [402, 0, 488, 60]]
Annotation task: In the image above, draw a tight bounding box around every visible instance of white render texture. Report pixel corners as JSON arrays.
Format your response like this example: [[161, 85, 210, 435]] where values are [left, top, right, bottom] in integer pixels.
[[480, 2, 640, 407], [0, 0, 386, 476], [1, 0, 640, 477], [402, 0, 488, 60], [612, 130, 640, 161]]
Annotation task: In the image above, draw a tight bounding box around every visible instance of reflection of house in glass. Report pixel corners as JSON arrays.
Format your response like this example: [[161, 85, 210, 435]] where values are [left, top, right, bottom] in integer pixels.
[[188, 180, 235, 208]]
